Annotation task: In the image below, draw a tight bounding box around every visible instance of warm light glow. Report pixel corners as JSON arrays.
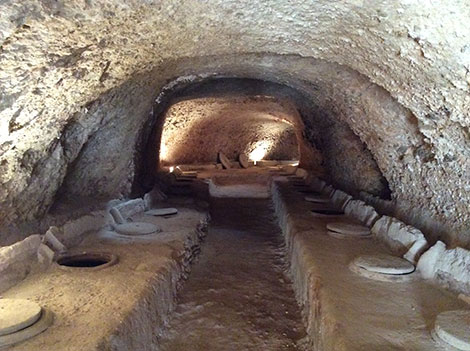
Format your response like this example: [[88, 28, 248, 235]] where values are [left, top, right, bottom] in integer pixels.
[[249, 141, 271, 164], [159, 143, 168, 161], [293, 161, 299, 166], [169, 166, 174, 173]]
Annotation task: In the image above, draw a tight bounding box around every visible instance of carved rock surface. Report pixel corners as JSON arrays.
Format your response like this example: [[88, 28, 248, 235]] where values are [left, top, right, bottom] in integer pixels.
[[0, 1, 469, 247], [344, 200, 380, 228], [372, 216, 428, 263], [0, 235, 41, 293], [418, 241, 470, 295]]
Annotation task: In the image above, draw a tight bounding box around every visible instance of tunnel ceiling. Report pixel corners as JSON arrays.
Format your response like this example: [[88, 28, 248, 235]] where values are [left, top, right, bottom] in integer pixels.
[[0, 1, 469, 246]]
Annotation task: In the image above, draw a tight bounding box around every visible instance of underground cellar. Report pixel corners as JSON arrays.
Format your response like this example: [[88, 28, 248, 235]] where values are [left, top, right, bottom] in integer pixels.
[[1, 1, 470, 350]]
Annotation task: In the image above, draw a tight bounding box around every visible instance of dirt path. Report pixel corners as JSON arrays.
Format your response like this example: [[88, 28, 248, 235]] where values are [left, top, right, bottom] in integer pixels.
[[157, 198, 307, 351]]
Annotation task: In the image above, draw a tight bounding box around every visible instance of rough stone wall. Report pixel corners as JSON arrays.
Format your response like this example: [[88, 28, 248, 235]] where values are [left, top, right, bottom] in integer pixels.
[[159, 96, 300, 166], [0, 1, 469, 245], [59, 74, 157, 200], [304, 114, 390, 199]]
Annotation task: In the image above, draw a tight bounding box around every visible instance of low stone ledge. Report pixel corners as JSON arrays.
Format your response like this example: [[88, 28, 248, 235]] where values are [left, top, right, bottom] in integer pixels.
[[322, 184, 335, 197], [343, 199, 380, 227], [359, 191, 451, 246], [0, 235, 41, 293], [359, 191, 396, 216], [371, 215, 428, 263], [0, 210, 109, 293], [417, 241, 470, 295], [330, 189, 353, 210], [294, 173, 464, 295], [143, 187, 167, 209], [308, 176, 427, 263]]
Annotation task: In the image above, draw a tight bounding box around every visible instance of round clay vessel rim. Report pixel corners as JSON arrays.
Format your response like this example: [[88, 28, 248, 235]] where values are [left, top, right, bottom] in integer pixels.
[[433, 310, 470, 351], [55, 251, 118, 271], [326, 222, 371, 236], [145, 207, 178, 216], [0, 308, 54, 348], [0, 299, 42, 336], [304, 195, 330, 203], [349, 261, 417, 283], [327, 230, 372, 240], [353, 254, 415, 274], [113, 221, 161, 236]]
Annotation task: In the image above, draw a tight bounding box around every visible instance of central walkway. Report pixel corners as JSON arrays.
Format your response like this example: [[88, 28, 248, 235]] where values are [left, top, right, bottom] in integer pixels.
[[158, 198, 307, 350]]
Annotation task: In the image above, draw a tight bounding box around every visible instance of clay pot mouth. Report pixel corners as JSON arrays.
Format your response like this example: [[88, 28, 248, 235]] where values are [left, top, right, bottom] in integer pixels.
[[311, 209, 344, 216], [56, 252, 118, 270]]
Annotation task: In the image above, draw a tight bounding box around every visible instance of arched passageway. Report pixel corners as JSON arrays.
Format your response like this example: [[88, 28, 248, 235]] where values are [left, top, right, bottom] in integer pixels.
[[2, 53, 465, 246], [1, 2, 470, 350], [157, 96, 301, 167]]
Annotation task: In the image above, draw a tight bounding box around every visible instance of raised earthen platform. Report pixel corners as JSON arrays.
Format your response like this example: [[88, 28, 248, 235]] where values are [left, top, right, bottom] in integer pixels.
[[2, 170, 469, 350], [3, 197, 209, 351], [272, 180, 467, 350]]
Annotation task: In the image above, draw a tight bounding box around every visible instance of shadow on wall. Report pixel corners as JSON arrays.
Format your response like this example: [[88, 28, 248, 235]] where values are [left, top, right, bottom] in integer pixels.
[[295, 98, 391, 199]]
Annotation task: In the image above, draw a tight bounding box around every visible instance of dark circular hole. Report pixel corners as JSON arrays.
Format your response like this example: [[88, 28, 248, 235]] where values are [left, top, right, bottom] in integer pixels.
[[57, 252, 117, 269], [58, 257, 107, 267], [311, 209, 344, 216]]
